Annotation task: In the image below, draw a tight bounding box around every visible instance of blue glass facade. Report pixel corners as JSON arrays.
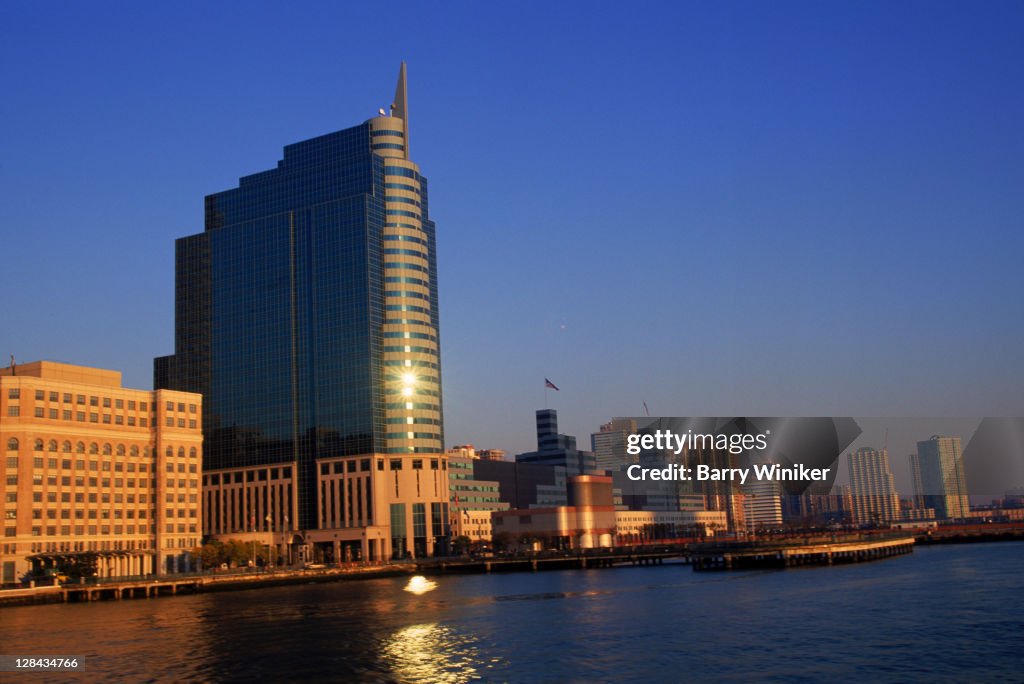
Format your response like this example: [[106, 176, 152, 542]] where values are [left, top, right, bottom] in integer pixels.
[[155, 102, 442, 531]]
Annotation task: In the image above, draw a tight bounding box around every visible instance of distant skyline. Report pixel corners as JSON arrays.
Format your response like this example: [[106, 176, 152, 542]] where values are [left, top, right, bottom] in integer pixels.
[[3, 2, 1024, 456]]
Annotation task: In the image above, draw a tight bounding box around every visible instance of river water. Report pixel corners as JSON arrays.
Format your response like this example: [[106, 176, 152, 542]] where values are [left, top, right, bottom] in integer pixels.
[[0, 543, 1021, 682]]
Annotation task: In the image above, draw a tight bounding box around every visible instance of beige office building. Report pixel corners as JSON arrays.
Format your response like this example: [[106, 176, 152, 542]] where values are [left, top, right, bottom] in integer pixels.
[[1, 361, 202, 583], [202, 452, 449, 564]]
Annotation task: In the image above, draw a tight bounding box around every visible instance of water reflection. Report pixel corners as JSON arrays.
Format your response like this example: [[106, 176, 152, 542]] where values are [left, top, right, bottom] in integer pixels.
[[382, 623, 492, 683], [403, 575, 438, 595], [0, 547, 1019, 682]]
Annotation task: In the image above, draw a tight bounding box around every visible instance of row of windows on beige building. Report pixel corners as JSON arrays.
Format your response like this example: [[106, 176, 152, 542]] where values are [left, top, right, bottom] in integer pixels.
[[6, 386, 199, 430], [1, 362, 203, 581]]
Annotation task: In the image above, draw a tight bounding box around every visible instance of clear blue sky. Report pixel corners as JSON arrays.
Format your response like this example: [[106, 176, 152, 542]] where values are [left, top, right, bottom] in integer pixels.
[[3, 1, 1023, 457]]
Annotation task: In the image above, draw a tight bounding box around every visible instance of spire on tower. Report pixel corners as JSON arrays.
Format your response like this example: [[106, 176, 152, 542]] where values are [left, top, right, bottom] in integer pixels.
[[392, 61, 409, 157]]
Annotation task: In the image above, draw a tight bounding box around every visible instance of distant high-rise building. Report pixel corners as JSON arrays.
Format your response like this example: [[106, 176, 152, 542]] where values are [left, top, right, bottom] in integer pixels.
[[836, 484, 853, 518], [689, 444, 746, 532], [847, 447, 901, 524], [155, 65, 448, 559], [782, 492, 851, 524], [742, 478, 783, 530], [591, 418, 637, 472], [912, 436, 969, 520], [516, 409, 597, 476], [909, 452, 926, 511]]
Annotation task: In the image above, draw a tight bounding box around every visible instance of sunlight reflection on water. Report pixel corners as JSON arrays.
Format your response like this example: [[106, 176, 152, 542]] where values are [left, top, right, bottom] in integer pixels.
[[381, 623, 494, 684], [0, 545, 1020, 682], [403, 575, 438, 595]]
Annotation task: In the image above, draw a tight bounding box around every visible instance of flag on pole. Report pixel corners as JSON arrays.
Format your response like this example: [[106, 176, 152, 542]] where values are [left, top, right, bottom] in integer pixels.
[[544, 378, 560, 391], [642, 401, 649, 416]]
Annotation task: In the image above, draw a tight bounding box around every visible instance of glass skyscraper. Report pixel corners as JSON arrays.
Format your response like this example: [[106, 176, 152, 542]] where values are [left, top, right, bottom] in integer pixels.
[[912, 436, 969, 520], [155, 64, 443, 531]]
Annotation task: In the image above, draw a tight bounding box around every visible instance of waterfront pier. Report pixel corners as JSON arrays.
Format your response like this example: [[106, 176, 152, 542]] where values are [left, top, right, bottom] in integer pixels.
[[0, 564, 417, 606], [418, 548, 685, 575], [691, 535, 914, 571]]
